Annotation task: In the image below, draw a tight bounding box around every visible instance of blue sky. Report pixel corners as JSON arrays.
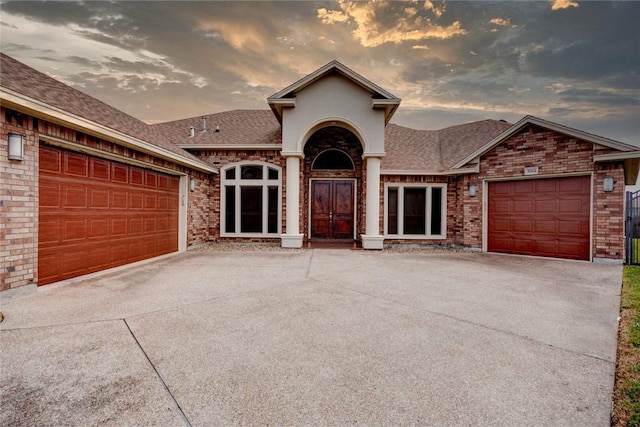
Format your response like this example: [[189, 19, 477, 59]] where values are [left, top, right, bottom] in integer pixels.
[[1, 1, 639, 145]]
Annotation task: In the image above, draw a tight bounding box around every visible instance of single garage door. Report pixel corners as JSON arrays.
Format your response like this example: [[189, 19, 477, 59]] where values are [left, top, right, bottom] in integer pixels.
[[487, 176, 590, 260], [38, 144, 180, 285]]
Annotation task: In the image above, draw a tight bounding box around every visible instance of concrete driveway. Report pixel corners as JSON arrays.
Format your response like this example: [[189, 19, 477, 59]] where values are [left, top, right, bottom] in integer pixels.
[[0, 248, 622, 426]]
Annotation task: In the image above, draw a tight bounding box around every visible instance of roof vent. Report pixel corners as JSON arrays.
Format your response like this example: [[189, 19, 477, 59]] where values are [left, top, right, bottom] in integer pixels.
[[189, 126, 195, 137], [215, 125, 220, 133], [201, 117, 207, 132]]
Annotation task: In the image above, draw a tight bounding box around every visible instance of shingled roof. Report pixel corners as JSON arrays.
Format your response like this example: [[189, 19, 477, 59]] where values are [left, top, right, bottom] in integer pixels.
[[0, 53, 213, 171], [152, 110, 282, 147]]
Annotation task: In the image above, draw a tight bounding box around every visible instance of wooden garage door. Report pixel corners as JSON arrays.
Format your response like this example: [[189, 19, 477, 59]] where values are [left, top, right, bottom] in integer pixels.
[[38, 144, 179, 285], [488, 176, 590, 260]]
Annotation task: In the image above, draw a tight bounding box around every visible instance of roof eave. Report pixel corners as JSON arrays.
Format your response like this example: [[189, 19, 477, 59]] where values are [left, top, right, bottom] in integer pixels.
[[1, 87, 218, 174]]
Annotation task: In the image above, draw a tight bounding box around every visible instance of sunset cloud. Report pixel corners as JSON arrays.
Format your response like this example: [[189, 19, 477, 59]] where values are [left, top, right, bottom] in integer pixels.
[[551, 0, 579, 11], [317, 1, 467, 47]]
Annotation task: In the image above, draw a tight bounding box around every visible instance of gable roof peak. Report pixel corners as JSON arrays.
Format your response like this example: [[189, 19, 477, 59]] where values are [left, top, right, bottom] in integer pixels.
[[267, 60, 400, 124]]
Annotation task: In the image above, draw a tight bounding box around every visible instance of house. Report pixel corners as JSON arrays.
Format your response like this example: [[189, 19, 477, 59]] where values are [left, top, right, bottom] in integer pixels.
[[2, 53, 639, 290]]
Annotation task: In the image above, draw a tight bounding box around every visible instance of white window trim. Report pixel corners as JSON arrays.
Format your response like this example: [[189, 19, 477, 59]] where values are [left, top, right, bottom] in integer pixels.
[[384, 182, 447, 239], [221, 161, 282, 238]]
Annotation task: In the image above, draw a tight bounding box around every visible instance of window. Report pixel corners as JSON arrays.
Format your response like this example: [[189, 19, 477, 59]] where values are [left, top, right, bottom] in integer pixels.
[[312, 149, 355, 170], [385, 184, 446, 239], [221, 163, 281, 237]]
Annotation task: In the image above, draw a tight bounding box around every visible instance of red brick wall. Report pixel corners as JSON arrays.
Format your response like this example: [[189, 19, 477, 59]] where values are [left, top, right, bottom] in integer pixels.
[[1, 107, 213, 289], [1, 110, 38, 290]]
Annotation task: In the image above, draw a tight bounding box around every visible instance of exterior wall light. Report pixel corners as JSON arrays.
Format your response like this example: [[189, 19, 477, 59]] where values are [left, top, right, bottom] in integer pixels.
[[190, 177, 196, 191], [8, 132, 24, 161], [469, 183, 477, 197], [603, 176, 614, 192]]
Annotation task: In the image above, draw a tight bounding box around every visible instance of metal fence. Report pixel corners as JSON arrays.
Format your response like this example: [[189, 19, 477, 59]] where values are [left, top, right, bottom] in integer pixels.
[[625, 190, 640, 264]]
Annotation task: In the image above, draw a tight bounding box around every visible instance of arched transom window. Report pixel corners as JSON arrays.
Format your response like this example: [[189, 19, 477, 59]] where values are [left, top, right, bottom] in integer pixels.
[[221, 162, 281, 237], [311, 149, 355, 170]]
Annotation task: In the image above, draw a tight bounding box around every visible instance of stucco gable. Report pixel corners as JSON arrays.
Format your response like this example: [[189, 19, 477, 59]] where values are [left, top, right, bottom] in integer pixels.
[[267, 60, 400, 124]]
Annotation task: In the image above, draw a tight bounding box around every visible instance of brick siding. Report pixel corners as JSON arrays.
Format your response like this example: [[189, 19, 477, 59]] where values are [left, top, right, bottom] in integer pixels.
[[1, 107, 212, 289]]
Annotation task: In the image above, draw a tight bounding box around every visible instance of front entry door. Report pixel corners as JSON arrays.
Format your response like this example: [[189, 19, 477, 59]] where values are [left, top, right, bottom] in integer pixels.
[[311, 180, 354, 239]]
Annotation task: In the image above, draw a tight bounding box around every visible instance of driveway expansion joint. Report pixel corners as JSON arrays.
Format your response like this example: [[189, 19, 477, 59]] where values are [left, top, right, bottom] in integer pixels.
[[123, 319, 192, 427]]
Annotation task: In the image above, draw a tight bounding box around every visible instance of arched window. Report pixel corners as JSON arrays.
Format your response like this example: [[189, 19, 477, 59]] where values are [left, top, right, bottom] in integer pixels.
[[311, 149, 355, 170], [221, 162, 281, 236]]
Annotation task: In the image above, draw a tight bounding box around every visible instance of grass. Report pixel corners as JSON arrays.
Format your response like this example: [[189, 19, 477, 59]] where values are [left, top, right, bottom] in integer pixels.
[[613, 266, 640, 426]]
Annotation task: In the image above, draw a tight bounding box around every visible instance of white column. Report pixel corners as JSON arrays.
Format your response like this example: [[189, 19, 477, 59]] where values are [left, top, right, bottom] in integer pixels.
[[281, 154, 304, 248], [362, 155, 384, 249]]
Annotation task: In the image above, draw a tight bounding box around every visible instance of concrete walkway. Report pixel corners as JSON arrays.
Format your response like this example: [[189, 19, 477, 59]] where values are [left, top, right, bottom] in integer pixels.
[[0, 248, 622, 426]]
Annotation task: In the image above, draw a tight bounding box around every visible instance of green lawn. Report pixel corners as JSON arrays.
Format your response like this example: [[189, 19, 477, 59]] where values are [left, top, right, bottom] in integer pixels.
[[614, 266, 640, 426]]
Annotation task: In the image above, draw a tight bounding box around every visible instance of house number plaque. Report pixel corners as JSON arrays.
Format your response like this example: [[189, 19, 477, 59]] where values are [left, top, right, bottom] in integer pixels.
[[524, 166, 539, 176]]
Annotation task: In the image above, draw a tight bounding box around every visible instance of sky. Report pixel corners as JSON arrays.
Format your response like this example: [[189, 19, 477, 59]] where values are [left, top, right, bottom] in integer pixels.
[[1, 1, 639, 145]]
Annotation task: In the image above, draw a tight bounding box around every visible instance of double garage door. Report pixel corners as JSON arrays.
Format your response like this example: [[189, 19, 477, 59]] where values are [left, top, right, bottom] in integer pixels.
[[39, 144, 180, 285], [488, 176, 591, 261]]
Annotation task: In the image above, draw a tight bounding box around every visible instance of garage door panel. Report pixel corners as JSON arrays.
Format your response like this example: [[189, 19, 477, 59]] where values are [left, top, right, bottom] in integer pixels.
[[488, 176, 590, 260], [130, 168, 144, 186], [535, 179, 557, 193], [534, 219, 556, 234], [111, 191, 128, 209], [40, 146, 62, 173], [64, 219, 87, 241], [534, 199, 556, 213], [513, 239, 533, 252], [89, 219, 109, 239], [64, 152, 88, 177], [40, 183, 60, 207], [112, 164, 128, 183], [513, 200, 533, 213], [64, 186, 88, 208], [90, 158, 110, 180], [39, 218, 60, 244], [513, 219, 533, 233], [39, 144, 180, 285], [492, 219, 511, 232], [130, 193, 144, 209], [90, 189, 109, 208]]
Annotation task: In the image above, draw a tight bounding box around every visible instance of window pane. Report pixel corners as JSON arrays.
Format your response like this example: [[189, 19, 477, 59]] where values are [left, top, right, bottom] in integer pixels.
[[225, 186, 235, 233], [388, 188, 398, 234], [241, 165, 263, 180], [268, 167, 278, 180], [312, 150, 354, 170], [241, 186, 262, 233], [268, 186, 278, 234], [225, 168, 236, 180], [431, 187, 443, 235], [403, 188, 426, 235]]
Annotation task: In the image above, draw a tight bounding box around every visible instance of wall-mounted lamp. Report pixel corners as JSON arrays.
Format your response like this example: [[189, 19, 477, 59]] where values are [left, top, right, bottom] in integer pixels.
[[8, 133, 24, 161], [469, 183, 477, 197], [603, 176, 614, 192], [189, 177, 196, 192]]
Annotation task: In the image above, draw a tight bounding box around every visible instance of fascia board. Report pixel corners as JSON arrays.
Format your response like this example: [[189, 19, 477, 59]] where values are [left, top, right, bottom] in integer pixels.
[[179, 144, 282, 150], [381, 165, 479, 175], [1, 88, 218, 174], [594, 151, 640, 162]]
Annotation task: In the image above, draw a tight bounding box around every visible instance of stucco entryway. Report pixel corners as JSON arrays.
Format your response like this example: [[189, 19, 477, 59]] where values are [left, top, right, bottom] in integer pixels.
[[0, 248, 621, 425]]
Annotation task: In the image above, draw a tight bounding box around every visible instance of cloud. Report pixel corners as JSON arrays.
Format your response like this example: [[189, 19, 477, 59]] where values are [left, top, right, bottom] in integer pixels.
[[316, 1, 467, 47], [424, 1, 446, 18], [489, 17, 511, 26], [551, 0, 579, 11]]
